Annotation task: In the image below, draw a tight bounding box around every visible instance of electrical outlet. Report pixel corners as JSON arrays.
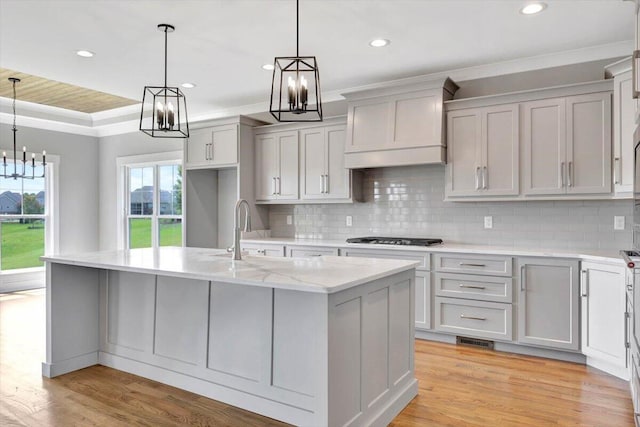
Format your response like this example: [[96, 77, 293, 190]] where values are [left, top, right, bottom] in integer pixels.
[[484, 216, 493, 229], [346, 215, 353, 227], [614, 216, 625, 231], [286, 215, 292, 225]]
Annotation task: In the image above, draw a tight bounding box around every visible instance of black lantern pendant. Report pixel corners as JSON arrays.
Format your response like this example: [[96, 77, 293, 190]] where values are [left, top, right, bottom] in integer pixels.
[[269, 0, 322, 122], [2, 77, 46, 180], [140, 24, 189, 138]]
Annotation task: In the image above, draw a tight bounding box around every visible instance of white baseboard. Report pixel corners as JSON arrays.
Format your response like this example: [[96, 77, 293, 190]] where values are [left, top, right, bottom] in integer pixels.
[[42, 351, 98, 378]]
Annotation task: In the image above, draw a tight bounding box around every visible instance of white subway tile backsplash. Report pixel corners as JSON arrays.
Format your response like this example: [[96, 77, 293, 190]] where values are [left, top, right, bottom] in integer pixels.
[[268, 165, 633, 250]]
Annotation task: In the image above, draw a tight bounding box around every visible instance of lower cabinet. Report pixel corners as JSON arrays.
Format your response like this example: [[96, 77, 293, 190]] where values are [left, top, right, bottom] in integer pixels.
[[287, 245, 339, 258], [581, 261, 627, 379], [240, 243, 285, 257], [517, 258, 580, 351], [339, 247, 432, 331], [434, 297, 513, 341]]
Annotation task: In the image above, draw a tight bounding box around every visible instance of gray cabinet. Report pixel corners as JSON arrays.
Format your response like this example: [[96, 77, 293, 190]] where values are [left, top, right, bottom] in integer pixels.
[[186, 124, 238, 169], [522, 92, 612, 196], [517, 258, 580, 351], [300, 124, 353, 201], [446, 104, 519, 198], [240, 242, 285, 257], [255, 130, 299, 202], [340, 247, 432, 330]]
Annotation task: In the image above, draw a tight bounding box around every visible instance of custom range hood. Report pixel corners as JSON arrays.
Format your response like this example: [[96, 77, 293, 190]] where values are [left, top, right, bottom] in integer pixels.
[[341, 76, 458, 169]]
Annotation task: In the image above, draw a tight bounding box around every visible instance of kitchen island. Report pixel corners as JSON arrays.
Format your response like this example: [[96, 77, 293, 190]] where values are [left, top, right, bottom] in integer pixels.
[[42, 247, 418, 426]]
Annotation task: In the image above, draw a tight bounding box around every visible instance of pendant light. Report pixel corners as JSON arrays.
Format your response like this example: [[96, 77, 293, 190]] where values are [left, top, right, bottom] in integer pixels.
[[269, 0, 323, 122], [2, 77, 46, 180], [139, 24, 189, 138]]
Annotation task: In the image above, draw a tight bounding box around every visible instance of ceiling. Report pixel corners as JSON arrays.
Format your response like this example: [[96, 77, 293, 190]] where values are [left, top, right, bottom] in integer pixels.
[[0, 0, 635, 122]]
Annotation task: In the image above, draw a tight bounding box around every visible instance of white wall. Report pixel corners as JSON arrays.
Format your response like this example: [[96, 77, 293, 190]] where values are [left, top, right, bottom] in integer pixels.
[[98, 131, 182, 250], [0, 123, 99, 254]]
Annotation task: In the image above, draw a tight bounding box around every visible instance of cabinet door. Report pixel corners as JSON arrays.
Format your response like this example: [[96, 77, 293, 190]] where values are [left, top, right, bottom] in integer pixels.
[[255, 134, 278, 200], [326, 125, 349, 199], [581, 262, 626, 370], [300, 128, 326, 199], [482, 104, 519, 196], [276, 131, 299, 200], [614, 71, 635, 195], [566, 93, 612, 195], [522, 99, 566, 195], [446, 109, 482, 196], [415, 271, 431, 330], [517, 258, 579, 350], [210, 124, 238, 166], [186, 128, 212, 168]]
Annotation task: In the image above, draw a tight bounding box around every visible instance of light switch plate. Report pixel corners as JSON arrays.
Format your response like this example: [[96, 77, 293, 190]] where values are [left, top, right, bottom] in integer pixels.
[[346, 216, 353, 227], [286, 215, 292, 225], [484, 216, 493, 229], [614, 216, 625, 230]]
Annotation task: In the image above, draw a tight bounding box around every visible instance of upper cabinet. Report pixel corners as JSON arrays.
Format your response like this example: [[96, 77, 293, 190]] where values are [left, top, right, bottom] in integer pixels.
[[254, 119, 362, 204], [185, 124, 239, 169], [522, 92, 611, 196], [255, 130, 299, 202], [300, 125, 351, 200], [606, 58, 635, 198], [342, 78, 458, 169], [445, 80, 613, 201], [446, 104, 519, 197]]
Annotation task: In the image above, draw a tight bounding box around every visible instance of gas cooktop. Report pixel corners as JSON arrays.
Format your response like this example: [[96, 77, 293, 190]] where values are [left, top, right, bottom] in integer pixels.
[[346, 237, 443, 246]]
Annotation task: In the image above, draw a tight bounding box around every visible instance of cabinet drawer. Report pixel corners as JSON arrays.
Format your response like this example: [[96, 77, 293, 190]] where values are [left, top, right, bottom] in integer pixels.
[[287, 246, 339, 258], [433, 253, 512, 276], [340, 248, 430, 270], [240, 243, 285, 257], [434, 273, 512, 303], [435, 297, 513, 341]]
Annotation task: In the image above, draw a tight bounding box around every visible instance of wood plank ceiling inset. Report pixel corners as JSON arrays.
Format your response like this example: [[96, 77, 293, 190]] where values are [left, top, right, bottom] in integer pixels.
[[0, 68, 139, 114]]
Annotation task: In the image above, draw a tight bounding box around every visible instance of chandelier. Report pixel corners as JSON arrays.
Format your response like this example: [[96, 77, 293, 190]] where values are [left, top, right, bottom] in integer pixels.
[[2, 77, 46, 180], [139, 24, 189, 138], [269, 0, 323, 122]]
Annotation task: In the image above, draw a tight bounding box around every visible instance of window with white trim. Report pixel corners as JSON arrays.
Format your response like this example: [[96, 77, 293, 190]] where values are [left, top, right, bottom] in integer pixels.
[[124, 159, 183, 249], [0, 161, 50, 272]]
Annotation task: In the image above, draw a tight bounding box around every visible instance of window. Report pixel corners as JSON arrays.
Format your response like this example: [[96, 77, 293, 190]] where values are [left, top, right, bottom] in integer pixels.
[[0, 161, 48, 271], [121, 154, 183, 249]]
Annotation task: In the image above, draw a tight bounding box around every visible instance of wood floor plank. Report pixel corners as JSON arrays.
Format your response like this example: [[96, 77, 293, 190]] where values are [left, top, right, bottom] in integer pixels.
[[1, 289, 635, 426]]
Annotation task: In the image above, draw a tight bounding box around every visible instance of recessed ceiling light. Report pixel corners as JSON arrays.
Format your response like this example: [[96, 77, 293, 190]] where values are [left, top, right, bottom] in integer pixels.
[[369, 39, 390, 48], [76, 50, 94, 58], [262, 63, 275, 71], [520, 2, 547, 15], [181, 82, 196, 88]]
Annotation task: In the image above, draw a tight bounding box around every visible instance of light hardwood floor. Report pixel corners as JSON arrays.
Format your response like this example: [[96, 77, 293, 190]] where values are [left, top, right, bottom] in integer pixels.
[[0, 289, 634, 426]]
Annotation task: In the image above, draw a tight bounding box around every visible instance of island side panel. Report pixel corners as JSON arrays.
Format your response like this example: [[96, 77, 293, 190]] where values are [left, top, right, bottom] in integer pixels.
[[328, 268, 418, 427], [43, 262, 101, 378]]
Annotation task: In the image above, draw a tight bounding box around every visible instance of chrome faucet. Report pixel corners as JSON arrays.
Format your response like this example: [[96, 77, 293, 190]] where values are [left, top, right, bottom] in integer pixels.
[[232, 199, 251, 260]]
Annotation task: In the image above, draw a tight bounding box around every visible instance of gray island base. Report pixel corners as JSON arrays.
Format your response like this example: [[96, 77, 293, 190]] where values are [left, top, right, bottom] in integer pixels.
[[42, 247, 419, 426]]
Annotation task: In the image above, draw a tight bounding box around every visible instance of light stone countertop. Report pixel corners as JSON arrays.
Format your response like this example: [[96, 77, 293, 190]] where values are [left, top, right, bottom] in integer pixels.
[[42, 247, 418, 294], [240, 237, 626, 265]]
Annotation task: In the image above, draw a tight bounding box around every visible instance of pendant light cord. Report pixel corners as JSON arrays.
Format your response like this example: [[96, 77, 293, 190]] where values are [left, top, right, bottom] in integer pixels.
[[164, 26, 168, 89], [11, 80, 16, 132], [296, 0, 299, 57]]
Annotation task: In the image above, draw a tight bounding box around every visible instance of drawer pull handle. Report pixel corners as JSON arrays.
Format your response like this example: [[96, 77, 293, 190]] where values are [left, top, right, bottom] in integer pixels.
[[459, 263, 486, 267], [459, 284, 486, 290], [460, 315, 486, 321]]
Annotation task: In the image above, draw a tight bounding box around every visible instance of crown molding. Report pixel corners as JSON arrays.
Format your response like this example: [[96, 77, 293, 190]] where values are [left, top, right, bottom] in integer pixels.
[[0, 40, 632, 138]]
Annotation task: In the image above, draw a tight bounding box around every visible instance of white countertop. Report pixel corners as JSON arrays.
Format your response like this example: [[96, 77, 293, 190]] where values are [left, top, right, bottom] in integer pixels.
[[42, 247, 418, 294], [241, 237, 625, 265]]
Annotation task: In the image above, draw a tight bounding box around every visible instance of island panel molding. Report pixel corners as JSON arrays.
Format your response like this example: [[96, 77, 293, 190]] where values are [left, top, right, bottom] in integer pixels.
[[43, 248, 418, 426]]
